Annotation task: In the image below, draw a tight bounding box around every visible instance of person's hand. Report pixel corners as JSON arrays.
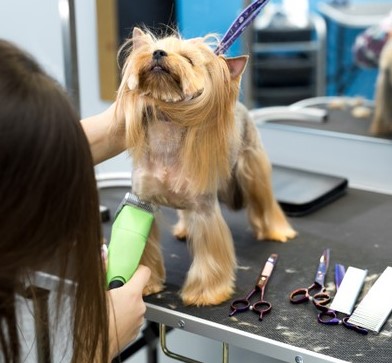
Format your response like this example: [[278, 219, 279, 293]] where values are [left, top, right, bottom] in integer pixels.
[[107, 265, 151, 360]]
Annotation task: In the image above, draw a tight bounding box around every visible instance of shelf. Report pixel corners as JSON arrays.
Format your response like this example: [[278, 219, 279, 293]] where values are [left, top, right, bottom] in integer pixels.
[[254, 57, 314, 87], [251, 12, 327, 105]]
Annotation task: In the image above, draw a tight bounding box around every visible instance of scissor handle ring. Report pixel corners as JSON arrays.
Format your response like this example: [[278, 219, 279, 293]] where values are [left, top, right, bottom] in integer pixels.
[[307, 282, 323, 294], [318, 310, 340, 325], [229, 298, 251, 316], [252, 301, 272, 320], [289, 288, 309, 304], [312, 292, 331, 311]]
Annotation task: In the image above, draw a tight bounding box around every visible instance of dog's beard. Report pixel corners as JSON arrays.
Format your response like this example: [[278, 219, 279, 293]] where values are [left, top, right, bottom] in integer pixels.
[[130, 55, 205, 104], [138, 59, 184, 103]]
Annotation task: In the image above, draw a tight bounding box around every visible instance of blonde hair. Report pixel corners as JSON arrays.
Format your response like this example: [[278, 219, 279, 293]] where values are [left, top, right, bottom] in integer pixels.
[[0, 40, 109, 363]]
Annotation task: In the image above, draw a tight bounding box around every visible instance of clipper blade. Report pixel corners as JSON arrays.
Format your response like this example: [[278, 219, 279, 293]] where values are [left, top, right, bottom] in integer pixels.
[[125, 192, 155, 213]]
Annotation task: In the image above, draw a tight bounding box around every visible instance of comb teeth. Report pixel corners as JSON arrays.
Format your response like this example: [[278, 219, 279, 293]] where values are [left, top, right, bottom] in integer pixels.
[[348, 267, 392, 333]]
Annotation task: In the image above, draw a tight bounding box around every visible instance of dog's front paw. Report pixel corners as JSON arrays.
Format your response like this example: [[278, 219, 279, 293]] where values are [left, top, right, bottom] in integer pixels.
[[181, 289, 233, 306], [181, 283, 234, 306], [259, 225, 297, 243]]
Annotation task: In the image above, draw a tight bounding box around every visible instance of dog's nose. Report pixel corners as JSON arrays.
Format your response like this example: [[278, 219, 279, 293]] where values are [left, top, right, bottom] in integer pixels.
[[152, 49, 168, 60]]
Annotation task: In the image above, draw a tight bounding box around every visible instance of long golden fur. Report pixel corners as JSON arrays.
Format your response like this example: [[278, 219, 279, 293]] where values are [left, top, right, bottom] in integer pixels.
[[115, 28, 296, 306], [371, 38, 392, 136]]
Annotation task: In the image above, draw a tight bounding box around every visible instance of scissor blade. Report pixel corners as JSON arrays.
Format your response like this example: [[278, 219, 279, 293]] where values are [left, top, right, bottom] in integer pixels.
[[334, 263, 346, 290], [257, 254, 278, 287], [314, 248, 330, 286]]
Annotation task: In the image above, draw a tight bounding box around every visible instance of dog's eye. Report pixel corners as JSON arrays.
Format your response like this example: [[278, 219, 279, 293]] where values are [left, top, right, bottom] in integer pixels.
[[181, 54, 194, 66]]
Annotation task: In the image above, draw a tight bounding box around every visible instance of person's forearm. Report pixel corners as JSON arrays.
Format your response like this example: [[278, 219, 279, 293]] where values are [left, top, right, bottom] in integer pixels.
[[81, 103, 126, 165]]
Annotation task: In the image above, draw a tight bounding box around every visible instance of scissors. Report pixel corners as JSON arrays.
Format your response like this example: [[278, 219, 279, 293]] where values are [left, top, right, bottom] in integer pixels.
[[229, 253, 278, 321], [317, 264, 368, 335], [289, 248, 331, 308]]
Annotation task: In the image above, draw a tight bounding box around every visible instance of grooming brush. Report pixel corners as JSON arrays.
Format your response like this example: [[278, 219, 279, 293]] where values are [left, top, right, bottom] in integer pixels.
[[106, 192, 156, 290], [348, 266, 392, 333], [329, 265, 367, 315]]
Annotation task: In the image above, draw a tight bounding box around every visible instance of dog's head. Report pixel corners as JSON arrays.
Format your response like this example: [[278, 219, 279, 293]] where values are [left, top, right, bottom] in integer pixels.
[[116, 28, 249, 194], [119, 27, 248, 108]]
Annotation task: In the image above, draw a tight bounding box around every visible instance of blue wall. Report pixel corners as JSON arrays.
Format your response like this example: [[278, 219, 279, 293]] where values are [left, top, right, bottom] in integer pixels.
[[176, 0, 243, 56]]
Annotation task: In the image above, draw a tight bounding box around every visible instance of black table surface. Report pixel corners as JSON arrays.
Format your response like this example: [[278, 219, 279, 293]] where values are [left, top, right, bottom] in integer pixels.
[[266, 101, 392, 141], [100, 185, 392, 363]]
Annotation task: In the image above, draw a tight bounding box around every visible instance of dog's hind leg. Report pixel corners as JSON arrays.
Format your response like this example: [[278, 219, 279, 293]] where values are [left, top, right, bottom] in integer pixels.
[[180, 201, 236, 306], [234, 123, 296, 242], [172, 210, 188, 241], [140, 220, 166, 295]]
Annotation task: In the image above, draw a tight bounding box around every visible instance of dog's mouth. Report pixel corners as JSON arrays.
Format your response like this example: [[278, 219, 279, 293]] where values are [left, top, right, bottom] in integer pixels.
[[150, 63, 170, 74]]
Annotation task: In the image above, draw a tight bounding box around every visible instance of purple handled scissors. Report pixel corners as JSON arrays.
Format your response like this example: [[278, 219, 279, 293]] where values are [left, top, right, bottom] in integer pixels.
[[215, 0, 271, 55], [230, 253, 278, 321], [289, 249, 331, 308], [317, 264, 368, 335]]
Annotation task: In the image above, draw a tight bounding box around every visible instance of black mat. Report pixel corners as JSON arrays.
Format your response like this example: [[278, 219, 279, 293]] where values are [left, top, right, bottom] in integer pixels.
[[272, 165, 348, 216], [100, 185, 392, 363]]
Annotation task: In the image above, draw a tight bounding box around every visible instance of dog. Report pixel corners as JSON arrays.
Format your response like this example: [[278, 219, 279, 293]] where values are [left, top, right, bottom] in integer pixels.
[[371, 38, 392, 136], [115, 27, 297, 306]]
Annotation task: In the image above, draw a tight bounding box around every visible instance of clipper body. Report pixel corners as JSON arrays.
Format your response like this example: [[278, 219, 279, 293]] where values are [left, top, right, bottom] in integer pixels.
[[106, 192, 155, 289]]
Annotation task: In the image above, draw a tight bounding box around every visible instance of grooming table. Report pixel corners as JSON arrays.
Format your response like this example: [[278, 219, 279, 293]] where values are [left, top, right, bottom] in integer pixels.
[[268, 97, 387, 139], [99, 183, 392, 363]]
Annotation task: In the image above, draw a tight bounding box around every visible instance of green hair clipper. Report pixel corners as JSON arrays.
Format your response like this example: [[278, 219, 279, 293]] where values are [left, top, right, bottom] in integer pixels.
[[106, 192, 155, 290]]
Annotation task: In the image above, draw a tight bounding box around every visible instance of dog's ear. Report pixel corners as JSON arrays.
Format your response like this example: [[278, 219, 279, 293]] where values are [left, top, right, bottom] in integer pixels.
[[132, 27, 153, 50], [224, 55, 249, 79]]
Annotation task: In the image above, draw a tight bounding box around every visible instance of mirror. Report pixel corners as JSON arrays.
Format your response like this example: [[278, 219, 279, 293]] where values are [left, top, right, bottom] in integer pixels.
[[244, 0, 392, 141]]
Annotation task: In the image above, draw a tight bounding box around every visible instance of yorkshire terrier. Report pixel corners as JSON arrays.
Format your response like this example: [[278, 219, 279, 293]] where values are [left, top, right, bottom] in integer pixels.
[[371, 38, 392, 137], [115, 28, 296, 306]]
